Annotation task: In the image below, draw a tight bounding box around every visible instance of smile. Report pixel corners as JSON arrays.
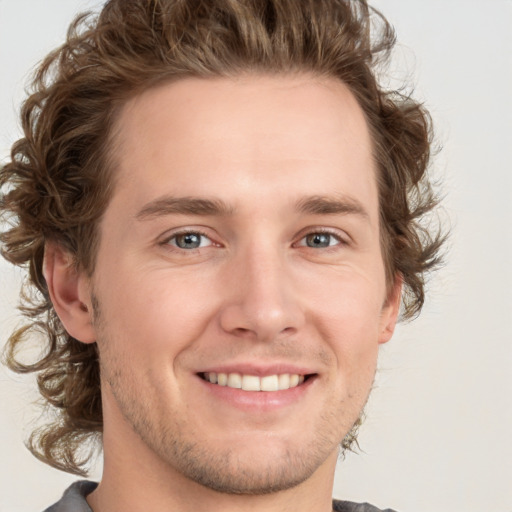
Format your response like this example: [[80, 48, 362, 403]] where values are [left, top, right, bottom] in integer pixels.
[[200, 372, 307, 391]]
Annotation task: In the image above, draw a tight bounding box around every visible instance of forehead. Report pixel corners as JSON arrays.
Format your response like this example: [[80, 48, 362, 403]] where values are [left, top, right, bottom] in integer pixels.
[[109, 74, 377, 218]]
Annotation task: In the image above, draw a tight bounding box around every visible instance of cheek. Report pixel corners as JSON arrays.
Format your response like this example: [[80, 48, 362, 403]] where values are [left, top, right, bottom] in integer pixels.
[[307, 273, 384, 376], [95, 266, 218, 356], [308, 266, 385, 333]]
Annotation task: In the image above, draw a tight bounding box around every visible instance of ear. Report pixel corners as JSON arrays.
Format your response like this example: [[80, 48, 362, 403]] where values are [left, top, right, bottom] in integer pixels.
[[378, 274, 402, 345], [43, 243, 96, 344]]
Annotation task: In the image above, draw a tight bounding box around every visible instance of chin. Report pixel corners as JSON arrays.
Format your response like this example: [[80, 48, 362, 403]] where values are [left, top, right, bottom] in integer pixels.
[[140, 419, 343, 495], [165, 444, 331, 495]]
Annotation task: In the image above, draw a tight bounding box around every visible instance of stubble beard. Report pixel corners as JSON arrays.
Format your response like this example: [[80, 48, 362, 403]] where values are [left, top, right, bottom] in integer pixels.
[[93, 295, 367, 496], [102, 364, 366, 496]]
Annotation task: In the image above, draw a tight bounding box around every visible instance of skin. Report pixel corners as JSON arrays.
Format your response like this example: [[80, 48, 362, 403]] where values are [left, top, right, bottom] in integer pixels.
[[45, 74, 401, 512]]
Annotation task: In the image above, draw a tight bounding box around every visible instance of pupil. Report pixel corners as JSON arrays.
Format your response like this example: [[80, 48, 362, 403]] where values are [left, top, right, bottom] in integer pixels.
[[177, 233, 200, 248], [307, 233, 330, 248]]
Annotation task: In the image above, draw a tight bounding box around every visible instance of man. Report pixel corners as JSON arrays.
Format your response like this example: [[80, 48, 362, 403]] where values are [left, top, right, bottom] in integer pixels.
[[0, 1, 443, 511]]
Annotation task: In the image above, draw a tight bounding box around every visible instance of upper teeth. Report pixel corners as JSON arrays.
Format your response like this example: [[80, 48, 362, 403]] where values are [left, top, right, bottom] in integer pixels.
[[203, 372, 305, 391]]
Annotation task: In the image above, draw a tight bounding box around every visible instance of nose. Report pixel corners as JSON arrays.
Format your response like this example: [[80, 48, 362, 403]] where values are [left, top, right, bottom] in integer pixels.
[[218, 243, 305, 342]]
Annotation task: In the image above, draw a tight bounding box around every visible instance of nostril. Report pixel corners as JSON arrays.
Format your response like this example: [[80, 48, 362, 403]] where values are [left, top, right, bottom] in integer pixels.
[[232, 327, 252, 336]]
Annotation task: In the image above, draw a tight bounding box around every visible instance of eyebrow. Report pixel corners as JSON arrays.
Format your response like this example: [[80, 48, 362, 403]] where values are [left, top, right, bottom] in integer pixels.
[[295, 195, 370, 220], [136, 196, 235, 220], [135, 194, 370, 221]]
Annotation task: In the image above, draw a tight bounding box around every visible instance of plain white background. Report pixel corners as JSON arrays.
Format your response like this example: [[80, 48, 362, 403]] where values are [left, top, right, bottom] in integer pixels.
[[0, 1, 511, 511]]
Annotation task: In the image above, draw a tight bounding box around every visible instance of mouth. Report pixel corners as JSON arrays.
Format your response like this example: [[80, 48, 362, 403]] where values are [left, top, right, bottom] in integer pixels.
[[199, 372, 313, 392]]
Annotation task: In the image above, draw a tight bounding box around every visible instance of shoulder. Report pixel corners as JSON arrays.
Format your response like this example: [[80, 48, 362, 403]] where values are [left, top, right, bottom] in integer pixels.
[[333, 499, 398, 512], [43, 481, 98, 512]]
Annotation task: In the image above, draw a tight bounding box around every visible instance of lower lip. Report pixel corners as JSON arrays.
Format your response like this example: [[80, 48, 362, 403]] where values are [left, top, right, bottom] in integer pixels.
[[197, 375, 317, 412]]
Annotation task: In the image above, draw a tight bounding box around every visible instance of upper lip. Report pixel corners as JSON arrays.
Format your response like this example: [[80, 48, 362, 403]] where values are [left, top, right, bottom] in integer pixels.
[[196, 363, 317, 377]]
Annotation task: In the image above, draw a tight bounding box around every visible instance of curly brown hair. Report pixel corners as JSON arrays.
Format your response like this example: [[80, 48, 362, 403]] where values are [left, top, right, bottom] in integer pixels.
[[0, 0, 443, 475]]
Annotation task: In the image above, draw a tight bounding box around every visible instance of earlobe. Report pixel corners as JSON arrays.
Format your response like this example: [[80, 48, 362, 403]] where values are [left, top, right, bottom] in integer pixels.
[[378, 275, 402, 345], [43, 243, 96, 344]]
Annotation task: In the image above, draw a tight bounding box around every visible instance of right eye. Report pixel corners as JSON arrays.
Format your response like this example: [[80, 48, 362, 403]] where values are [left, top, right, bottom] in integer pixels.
[[166, 231, 213, 250]]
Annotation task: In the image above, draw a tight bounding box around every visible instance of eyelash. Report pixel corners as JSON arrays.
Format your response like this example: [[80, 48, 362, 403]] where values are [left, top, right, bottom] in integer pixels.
[[159, 227, 349, 252], [160, 229, 214, 250], [300, 228, 348, 249], [295, 228, 348, 249]]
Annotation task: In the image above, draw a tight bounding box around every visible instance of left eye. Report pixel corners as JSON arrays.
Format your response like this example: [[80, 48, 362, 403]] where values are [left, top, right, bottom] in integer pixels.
[[299, 232, 341, 248], [168, 232, 212, 250]]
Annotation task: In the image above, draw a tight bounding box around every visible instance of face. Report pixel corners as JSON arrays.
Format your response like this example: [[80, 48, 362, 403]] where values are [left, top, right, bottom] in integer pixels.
[[83, 75, 400, 494]]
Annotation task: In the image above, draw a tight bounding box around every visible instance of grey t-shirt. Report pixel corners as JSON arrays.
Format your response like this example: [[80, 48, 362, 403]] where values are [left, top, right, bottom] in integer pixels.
[[43, 481, 397, 512]]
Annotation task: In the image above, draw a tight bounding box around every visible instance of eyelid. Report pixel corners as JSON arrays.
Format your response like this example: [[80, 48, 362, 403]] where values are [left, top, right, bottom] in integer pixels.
[[294, 227, 350, 247], [159, 227, 217, 248], [156, 226, 350, 250]]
